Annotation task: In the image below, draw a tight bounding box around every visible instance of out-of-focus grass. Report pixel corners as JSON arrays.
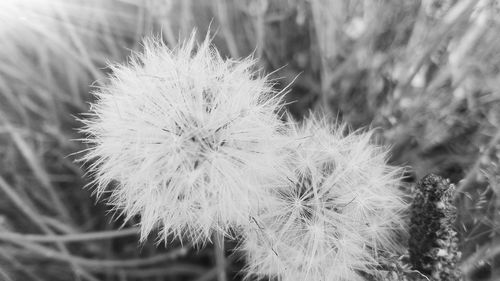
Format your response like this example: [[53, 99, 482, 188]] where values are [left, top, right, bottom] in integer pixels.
[[0, 0, 499, 280]]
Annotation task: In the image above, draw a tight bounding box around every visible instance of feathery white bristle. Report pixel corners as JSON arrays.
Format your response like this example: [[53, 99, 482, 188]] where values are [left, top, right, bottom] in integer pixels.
[[241, 116, 407, 281], [79, 33, 290, 244]]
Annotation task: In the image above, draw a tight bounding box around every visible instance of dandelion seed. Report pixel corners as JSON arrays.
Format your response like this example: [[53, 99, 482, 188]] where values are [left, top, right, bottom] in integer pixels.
[[79, 33, 289, 245], [242, 116, 407, 281]]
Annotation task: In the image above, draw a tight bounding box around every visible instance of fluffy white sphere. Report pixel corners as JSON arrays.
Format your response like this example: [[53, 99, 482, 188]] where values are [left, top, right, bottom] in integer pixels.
[[241, 117, 407, 281], [80, 34, 289, 244]]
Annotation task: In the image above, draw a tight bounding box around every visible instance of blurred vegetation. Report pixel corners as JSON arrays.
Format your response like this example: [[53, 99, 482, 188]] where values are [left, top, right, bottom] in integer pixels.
[[0, 0, 499, 280]]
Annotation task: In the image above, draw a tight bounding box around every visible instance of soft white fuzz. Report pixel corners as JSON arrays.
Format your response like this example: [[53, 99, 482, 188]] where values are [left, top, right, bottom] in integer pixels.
[[80, 34, 289, 244], [242, 117, 407, 281]]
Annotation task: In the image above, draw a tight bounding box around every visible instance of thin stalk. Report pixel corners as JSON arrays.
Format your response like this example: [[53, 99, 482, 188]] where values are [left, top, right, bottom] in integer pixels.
[[0, 235, 189, 269], [0, 176, 98, 281], [455, 132, 500, 199], [213, 232, 227, 281], [0, 228, 138, 243], [214, 0, 240, 58], [0, 113, 70, 221]]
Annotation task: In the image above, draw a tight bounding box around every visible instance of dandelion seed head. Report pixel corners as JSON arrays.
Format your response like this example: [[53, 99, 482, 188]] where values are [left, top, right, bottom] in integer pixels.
[[242, 117, 407, 281], [79, 33, 289, 244]]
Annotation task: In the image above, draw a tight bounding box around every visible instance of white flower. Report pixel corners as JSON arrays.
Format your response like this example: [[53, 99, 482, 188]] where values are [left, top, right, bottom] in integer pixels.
[[241, 116, 406, 281], [79, 33, 289, 244]]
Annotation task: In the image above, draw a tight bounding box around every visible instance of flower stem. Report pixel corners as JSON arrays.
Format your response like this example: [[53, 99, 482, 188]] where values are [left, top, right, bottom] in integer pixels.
[[213, 232, 227, 281]]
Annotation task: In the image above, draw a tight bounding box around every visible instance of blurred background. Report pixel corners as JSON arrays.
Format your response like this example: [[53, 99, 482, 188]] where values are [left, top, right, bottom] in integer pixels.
[[0, 0, 499, 280]]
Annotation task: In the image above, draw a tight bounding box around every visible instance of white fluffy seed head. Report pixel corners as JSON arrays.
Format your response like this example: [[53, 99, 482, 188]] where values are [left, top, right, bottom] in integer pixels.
[[79, 33, 290, 245], [241, 116, 407, 281]]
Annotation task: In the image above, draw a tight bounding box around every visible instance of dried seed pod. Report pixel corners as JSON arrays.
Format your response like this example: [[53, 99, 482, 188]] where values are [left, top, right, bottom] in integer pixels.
[[409, 174, 462, 281]]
